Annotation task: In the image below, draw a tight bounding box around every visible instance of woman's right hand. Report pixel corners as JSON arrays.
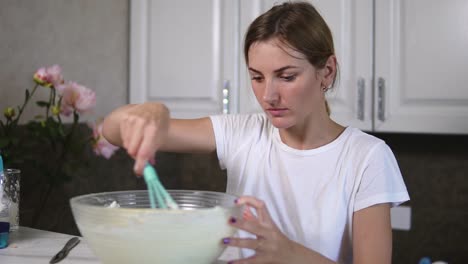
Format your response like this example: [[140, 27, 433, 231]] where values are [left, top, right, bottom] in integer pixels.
[[116, 102, 170, 175], [103, 102, 216, 176]]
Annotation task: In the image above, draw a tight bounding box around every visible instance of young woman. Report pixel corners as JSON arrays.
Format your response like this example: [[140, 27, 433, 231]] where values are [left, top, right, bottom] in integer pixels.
[[103, 2, 409, 263]]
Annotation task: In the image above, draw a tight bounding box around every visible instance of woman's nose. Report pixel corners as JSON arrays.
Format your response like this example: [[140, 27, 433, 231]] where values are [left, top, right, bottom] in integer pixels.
[[262, 80, 279, 104]]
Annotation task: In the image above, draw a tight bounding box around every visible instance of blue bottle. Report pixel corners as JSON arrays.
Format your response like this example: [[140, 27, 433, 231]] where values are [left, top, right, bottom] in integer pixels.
[[419, 257, 432, 264], [0, 222, 9, 249], [0, 154, 10, 249]]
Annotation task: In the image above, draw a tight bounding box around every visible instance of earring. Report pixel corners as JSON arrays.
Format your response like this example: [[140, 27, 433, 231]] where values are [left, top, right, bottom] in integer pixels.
[[322, 85, 328, 92]]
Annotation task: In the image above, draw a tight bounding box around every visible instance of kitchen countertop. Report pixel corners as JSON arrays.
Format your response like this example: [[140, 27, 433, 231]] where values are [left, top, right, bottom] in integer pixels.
[[0, 226, 239, 263], [0, 227, 99, 263]]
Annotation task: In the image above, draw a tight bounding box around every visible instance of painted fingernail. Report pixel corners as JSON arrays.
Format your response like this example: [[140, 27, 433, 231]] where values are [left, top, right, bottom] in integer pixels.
[[133, 165, 141, 176], [222, 238, 230, 244], [234, 198, 238, 204], [229, 217, 237, 224]]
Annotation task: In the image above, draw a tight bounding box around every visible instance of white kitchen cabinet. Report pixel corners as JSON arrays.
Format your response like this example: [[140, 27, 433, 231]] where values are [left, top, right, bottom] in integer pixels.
[[129, 0, 369, 122], [322, 0, 374, 131], [130, 0, 240, 118], [130, 0, 468, 134], [373, 0, 468, 134]]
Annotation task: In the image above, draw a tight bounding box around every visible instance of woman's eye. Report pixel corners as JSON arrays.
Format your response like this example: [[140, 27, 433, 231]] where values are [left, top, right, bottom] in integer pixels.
[[281, 75, 296, 82], [251, 76, 263, 82]]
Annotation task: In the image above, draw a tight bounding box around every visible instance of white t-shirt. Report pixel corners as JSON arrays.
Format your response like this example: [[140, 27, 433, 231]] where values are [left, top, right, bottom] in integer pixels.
[[210, 113, 410, 263]]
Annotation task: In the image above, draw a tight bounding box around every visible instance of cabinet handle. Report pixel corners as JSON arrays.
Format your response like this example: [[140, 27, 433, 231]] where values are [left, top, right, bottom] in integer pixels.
[[377, 77, 386, 122], [357, 77, 365, 121], [223, 80, 230, 114]]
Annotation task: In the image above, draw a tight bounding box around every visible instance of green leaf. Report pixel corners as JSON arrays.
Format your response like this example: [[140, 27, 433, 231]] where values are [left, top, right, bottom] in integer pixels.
[[34, 115, 45, 119], [36, 101, 50, 108]]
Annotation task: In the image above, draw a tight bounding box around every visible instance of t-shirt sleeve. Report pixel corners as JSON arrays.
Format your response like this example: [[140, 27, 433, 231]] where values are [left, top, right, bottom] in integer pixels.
[[209, 114, 264, 170], [209, 114, 228, 169], [354, 143, 410, 212], [209, 114, 249, 170]]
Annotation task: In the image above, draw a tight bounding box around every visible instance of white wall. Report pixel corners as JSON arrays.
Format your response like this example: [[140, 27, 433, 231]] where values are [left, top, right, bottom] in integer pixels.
[[0, 0, 129, 123]]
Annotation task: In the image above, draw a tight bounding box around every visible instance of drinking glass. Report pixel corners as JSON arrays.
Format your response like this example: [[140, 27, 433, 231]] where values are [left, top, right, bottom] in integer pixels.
[[3, 169, 20, 231]]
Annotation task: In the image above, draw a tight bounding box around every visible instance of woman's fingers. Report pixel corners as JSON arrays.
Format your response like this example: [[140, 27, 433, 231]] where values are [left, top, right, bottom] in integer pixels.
[[120, 114, 160, 175], [223, 237, 262, 251], [121, 115, 141, 151], [126, 119, 144, 158], [236, 196, 274, 224], [229, 215, 269, 238], [228, 196, 296, 263], [243, 205, 257, 221], [120, 116, 130, 150], [134, 125, 160, 174], [133, 158, 147, 175], [116, 103, 171, 175]]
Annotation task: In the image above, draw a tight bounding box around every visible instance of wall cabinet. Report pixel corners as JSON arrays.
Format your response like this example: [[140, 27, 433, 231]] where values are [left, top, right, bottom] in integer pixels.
[[321, 0, 468, 134], [130, 0, 240, 118], [130, 0, 468, 134], [372, 0, 468, 134]]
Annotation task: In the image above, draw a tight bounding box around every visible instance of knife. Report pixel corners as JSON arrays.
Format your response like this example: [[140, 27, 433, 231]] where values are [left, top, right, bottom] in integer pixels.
[[49, 237, 81, 263]]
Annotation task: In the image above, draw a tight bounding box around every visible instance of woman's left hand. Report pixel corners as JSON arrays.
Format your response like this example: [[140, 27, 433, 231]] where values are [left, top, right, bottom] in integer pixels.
[[223, 196, 297, 264]]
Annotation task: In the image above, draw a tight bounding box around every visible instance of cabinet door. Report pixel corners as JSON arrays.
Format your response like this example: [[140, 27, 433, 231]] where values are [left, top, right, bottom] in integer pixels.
[[130, 0, 240, 118], [317, 0, 373, 131], [238, 0, 374, 131], [375, 0, 468, 134]]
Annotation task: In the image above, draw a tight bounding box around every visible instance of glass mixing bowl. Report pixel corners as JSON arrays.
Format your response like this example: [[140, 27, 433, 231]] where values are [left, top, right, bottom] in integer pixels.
[[70, 190, 241, 264]]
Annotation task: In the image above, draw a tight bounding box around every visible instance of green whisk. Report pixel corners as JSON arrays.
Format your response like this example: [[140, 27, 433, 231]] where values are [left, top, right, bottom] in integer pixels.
[[143, 163, 179, 209]]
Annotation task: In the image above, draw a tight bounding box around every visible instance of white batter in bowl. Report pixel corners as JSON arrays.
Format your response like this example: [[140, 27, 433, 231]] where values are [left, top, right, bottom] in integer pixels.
[[70, 190, 241, 264]]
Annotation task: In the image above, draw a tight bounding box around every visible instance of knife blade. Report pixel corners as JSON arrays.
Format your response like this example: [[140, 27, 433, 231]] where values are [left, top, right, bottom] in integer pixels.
[[49, 237, 81, 264]]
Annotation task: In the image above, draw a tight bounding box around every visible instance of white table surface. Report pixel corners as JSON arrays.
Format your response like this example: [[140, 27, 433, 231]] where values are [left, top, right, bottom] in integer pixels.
[[0, 226, 240, 263], [0, 227, 99, 264]]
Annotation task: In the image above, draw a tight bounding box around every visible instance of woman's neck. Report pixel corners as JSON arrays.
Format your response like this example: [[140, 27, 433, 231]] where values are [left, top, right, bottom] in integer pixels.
[[278, 116, 345, 150]]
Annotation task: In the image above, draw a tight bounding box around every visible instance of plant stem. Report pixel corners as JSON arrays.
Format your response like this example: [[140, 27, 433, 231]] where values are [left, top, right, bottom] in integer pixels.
[[13, 84, 39, 126], [3, 119, 11, 137], [64, 111, 79, 146], [52, 87, 56, 104], [45, 87, 54, 120]]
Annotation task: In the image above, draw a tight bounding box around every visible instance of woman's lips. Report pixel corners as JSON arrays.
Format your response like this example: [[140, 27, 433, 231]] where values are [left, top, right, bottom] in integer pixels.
[[267, 108, 288, 117]]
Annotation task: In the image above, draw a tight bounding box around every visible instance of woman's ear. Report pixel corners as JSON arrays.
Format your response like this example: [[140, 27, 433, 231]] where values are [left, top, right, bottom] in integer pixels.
[[321, 55, 337, 88]]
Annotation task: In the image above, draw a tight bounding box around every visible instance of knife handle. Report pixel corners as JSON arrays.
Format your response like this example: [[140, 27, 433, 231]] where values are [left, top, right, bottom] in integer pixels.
[[50, 237, 80, 264]]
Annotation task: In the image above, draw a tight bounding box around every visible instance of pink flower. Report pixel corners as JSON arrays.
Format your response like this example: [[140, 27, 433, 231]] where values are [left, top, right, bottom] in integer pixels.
[[46, 65, 64, 87], [89, 119, 119, 159], [33, 65, 64, 88], [57, 81, 96, 116], [33, 67, 48, 85]]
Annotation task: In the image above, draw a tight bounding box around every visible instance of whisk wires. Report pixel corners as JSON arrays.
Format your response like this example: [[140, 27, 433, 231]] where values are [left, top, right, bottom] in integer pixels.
[[143, 163, 179, 209]]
